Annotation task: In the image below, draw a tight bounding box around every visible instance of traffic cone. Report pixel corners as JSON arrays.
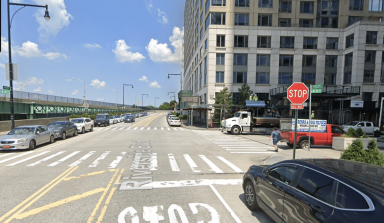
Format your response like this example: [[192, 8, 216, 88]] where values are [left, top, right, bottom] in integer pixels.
[[210, 120, 213, 128]]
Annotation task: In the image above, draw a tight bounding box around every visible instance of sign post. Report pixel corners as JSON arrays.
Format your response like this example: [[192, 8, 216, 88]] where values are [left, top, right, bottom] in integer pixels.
[[309, 84, 323, 150], [287, 82, 309, 159]]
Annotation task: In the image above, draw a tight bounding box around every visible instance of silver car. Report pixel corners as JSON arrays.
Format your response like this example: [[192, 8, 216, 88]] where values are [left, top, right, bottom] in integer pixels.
[[0, 125, 55, 150]]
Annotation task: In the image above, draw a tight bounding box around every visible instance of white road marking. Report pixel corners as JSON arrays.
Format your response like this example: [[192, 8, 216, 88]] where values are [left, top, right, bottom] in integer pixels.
[[89, 151, 110, 167], [27, 151, 66, 166], [109, 152, 126, 168], [143, 206, 164, 222], [119, 127, 125, 130], [126, 127, 131, 130], [180, 128, 184, 131], [7, 151, 50, 166], [48, 151, 81, 166], [69, 151, 96, 166], [217, 156, 243, 173], [133, 127, 138, 130], [111, 127, 118, 130], [225, 149, 272, 151], [174, 128, 178, 131], [168, 204, 189, 223], [118, 207, 139, 223], [140, 127, 144, 130], [0, 153, 13, 159], [140, 179, 242, 188], [183, 154, 201, 172], [209, 185, 242, 223], [0, 151, 34, 164], [223, 147, 272, 149], [168, 154, 180, 171], [150, 153, 158, 171], [199, 155, 223, 173], [147, 127, 150, 130], [167, 128, 170, 130], [161, 127, 164, 130], [154, 127, 157, 130], [230, 152, 276, 154], [189, 203, 219, 222]]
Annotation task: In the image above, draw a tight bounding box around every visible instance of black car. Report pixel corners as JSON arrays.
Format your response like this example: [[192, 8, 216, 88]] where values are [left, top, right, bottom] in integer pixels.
[[47, 121, 77, 139], [94, 113, 109, 127], [243, 159, 384, 223], [123, 115, 135, 123]]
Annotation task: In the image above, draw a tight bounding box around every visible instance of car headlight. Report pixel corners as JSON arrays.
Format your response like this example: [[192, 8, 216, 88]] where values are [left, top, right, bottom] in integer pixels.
[[18, 138, 29, 143]]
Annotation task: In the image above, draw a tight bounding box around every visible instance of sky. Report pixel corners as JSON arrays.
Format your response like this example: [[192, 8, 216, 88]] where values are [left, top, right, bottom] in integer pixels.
[[0, 0, 185, 107]]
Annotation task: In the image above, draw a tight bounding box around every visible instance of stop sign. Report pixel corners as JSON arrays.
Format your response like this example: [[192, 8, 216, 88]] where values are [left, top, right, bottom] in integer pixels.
[[287, 82, 309, 104]]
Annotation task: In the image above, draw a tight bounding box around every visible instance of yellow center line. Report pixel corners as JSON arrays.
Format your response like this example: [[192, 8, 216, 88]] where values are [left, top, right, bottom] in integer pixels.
[[144, 115, 161, 127], [3, 166, 79, 223], [130, 114, 160, 128], [96, 187, 117, 223], [0, 167, 75, 222], [115, 168, 125, 184], [87, 168, 120, 223], [15, 188, 105, 220], [64, 171, 105, 181]]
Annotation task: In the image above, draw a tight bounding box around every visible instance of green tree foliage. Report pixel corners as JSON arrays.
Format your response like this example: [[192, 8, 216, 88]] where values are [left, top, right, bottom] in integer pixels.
[[236, 84, 253, 106], [159, 102, 170, 110], [89, 114, 96, 120], [341, 139, 384, 167], [355, 127, 367, 138], [346, 128, 358, 138], [70, 114, 79, 118], [365, 140, 384, 167], [214, 87, 232, 106]]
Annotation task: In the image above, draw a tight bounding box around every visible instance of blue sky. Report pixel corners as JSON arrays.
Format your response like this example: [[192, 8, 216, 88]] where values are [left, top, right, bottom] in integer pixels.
[[0, 0, 185, 107]]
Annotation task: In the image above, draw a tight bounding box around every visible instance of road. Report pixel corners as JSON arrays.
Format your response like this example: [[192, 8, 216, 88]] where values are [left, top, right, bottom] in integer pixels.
[[0, 111, 277, 223]]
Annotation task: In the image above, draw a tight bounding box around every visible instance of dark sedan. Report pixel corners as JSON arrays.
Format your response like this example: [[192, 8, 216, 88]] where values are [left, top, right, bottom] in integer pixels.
[[47, 121, 77, 140], [123, 115, 135, 123], [243, 159, 384, 223]]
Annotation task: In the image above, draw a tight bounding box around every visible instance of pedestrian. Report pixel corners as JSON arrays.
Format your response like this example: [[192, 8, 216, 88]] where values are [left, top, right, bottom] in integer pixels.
[[311, 110, 315, 119], [269, 127, 281, 152], [249, 94, 253, 101], [221, 118, 225, 132], [253, 94, 258, 101]]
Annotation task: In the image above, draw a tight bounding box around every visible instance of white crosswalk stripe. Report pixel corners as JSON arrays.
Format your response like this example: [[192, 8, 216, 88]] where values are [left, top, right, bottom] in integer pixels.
[[0, 151, 34, 164], [147, 127, 150, 130], [48, 151, 81, 166], [27, 151, 66, 166], [7, 151, 50, 166], [217, 156, 243, 173], [89, 151, 110, 167], [168, 154, 180, 171], [69, 151, 95, 167], [183, 154, 200, 172], [199, 155, 223, 173], [109, 152, 126, 168]]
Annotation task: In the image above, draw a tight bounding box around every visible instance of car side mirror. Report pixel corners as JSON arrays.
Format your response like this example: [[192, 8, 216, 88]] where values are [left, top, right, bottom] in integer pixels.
[[262, 168, 268, 176], [36, 131, 40, 134]]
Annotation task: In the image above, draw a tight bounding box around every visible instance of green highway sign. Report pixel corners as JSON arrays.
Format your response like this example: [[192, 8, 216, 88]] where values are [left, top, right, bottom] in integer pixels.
[[0, 89, 10, 94], [3, 86, 10, 90], [312, 84, 323, 89], [312, 89, 322, 93]]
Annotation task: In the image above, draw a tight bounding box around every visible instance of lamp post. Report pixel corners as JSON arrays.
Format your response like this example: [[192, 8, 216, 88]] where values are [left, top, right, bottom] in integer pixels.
[[73, 77, 87, 113], [142, 94, 148, 108], [168, 73, 182, 103], [123, 84, 133, 112], [154, 97, 159, 113], [168, 92, 175, 100], [7, 0, 50, 129]]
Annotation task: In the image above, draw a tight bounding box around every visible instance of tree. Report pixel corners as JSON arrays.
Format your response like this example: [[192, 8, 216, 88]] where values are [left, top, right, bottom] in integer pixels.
[[340, 139, 366, 163], [237, 84, 253, 106], [159, 102, 170, 110], [346, 128, 358, 138], [364, 140, 384, 167], [214, 87, 232, 119]]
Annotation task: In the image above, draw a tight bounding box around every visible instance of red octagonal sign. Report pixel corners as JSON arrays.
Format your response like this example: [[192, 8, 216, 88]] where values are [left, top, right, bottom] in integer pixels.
[[287, 82, 309, 105]]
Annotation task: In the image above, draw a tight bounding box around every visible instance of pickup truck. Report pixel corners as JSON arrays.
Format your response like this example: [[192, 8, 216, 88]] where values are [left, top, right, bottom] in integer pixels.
[[280, 124, 345, 150], [341, 121, 381, 137]]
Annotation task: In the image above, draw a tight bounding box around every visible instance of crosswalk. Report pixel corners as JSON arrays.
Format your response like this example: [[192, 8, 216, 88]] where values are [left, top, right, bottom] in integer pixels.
[[0, 151, 244, 173], [193, 130, 276, 154], [96, 125, 185, 131]]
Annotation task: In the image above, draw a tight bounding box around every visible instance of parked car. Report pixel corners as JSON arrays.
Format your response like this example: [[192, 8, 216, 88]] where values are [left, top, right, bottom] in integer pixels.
[[167, 114, 177, 120], [168, 117, 181, 126], [123, 115, 135, 123], [109, 116, 117, 124], [94, 113, 109, 127], [243, 159, 384, 223], [115, 115, 122, 123], [342, 121, 381, 137], [134, 113, 139, 118], [142, 112, 148, 116], [47, 121, 77, 139], [71, 118, 94, 133], [0, 125, 55, 150]]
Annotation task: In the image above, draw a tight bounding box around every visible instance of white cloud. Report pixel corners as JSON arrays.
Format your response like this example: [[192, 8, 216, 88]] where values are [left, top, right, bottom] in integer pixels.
[[139, 76, 149, 82], [0, 63, 5, 68], [157, 9, 168, 24], [32, 0, 73, 40], [146, 27, 184, 64], [47, 90, 53, 94], [66, 78, 72, 81], [113, 40, 145, 63], [149, 80, 161, 88], [84, 43, 102, 49], [33, 87, 42, 93], [146, 0, 153, 12], [25, 77, 44, 85], [96, 98, 104, 101], [90, 79, 106, 89], [14, 41, 67, 60], [71, 90, 78, 95], [0, 37, 9, 59]]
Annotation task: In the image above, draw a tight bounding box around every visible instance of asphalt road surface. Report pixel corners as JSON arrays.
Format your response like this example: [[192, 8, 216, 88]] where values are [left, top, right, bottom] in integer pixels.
[[0, 111, 276, 223]]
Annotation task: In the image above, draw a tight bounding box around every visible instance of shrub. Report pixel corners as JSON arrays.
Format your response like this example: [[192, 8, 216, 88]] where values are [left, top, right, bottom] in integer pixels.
[[89, 115, 96, 120], [178, 115, 186, 119], [346, 128, 358, 138], [364, 140, 384, 167], [70, 114, 79, 118], [172, 112, 179, 116], [341, 139, 384, 167], [81, 113, 89, 117]]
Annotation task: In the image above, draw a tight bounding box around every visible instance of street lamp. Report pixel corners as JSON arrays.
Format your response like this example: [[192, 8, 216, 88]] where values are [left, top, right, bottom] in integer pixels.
[[168, 73, 182, 91], [123, 84, 133, 112], [154, 97, 159, 113], [72, 77, 87, 113], [142, 94, 148, 108], [7, 0, 50, 129], [168, 92, 175, 100]]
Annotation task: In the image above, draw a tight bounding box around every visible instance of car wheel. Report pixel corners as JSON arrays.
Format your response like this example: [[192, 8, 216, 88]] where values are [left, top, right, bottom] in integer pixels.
[[29, 140, 36, 150], [374, 131, 381, 137], [62, 132, 66, 140], [81, 127, 85, 134], [287, 143, 293, 147], [244, 181, 259, 210], [107, 123, 110, 126], [74, 130, 78, 136], [231, 126, 241, 135], [227, 131, 231, 134], [300, 140, 309, 150], [50, 135, 55, 143], [90, 125, 93, 131]]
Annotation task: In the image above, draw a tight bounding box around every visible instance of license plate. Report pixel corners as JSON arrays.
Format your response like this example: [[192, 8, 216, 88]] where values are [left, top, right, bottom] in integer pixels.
[[98, 123, 101, 124], [3, 145, 10, 149]]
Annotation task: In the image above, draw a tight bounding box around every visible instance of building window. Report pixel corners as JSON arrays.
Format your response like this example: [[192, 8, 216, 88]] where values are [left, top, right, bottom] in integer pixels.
[[216, 53, 225, 65], [303, 37, 317, 49], [366, 31, 378, 44], [345, 53, 353, 67], [259, 0, 273, 8], [217, 35, 225, 47], [200, 28, 203, 40], [350, 0, 364, 10], [369, 0, 383, 11], [299, 19, 313, 27], [206, 0, 211, 12], [280, 36, 295, 49], [258, 14, 272, 26], [303, 55, 317, 67], [300, 1, 315, 13], [348, 16, 363, 26], [302, 73, 316, 85], [200, 64, 203, 88], [320, 17, 338, 28], [345, 34, 354, 48], [324, 73, 336, 85], [279, 0, 292, 12], [279, 55, 294, 66], [363, 70, 375, 83], [235, 13, 249, 26], [234, 35, 248, 47], [233, 72, 247, 83], [205, 39, 208, 50], [344, 72, 352, 84], [212, 0, 226, 6], [201, 12, 204, 25], [211, 12, 225, 25], [278, 73, 293, 84], [256, 54, 271, 66], [234, 54, 248, 65], [362, 92, 373, 101], [205, 16, 210, 30], [257, 36, 271, 48], [320, 0, 339, 15], [278, 18, 291, 27], [235, 0, 250, 7], [256, 73, 270, 84], [326, 37, 338, 49], [216, 71, 224, 83], [365, 51, 376, 64], [204, 57, 207, 85], [325, 55, 338, 67]]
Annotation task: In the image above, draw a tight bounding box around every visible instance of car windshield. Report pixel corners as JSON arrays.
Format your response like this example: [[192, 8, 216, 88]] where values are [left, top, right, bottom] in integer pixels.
[[109, 117, 114, 119], [235, 112, 241, 118], [345, 121, 359, 126], [8, 127, 35, 135], [48, 122, 65, 128], [71, 119, 84, 123], [96, 115, 107, 119], [171, 117, 180, 120]]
